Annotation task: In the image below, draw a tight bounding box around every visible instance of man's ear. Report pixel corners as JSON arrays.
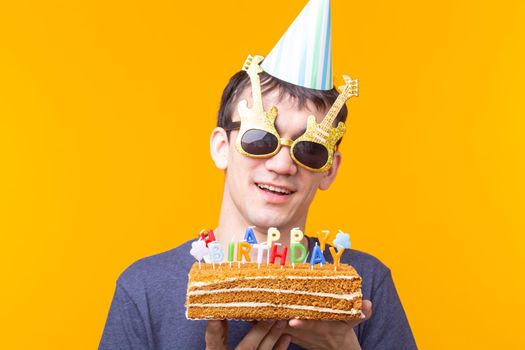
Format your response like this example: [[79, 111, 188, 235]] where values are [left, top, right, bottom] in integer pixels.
[[318, 151, 342, 190], [210, 127, 230, 170]]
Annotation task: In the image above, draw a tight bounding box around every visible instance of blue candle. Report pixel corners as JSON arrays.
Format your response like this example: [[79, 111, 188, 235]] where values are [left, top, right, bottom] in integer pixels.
[[309, 243, 326, 266], [209, 241, 224, 263], [244, 226, 258, 244]]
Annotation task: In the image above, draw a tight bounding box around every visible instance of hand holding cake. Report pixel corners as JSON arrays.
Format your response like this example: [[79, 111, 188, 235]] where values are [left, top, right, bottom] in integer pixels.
[[203, 301, 373, 350], [286, 299, 373, 350], [205, 320, 292, 350]]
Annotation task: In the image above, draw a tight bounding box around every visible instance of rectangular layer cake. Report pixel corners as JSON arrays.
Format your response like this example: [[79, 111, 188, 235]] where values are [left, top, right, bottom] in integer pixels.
[[185, 262, 362, 320]]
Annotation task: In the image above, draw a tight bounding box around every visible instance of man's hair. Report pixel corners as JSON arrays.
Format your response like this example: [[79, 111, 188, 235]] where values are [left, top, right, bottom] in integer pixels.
[[217, 71, 348, 144]]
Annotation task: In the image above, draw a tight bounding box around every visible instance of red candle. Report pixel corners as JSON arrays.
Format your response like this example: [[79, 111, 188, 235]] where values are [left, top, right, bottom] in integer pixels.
[[270, 244, 288, 266], [199, 229, 216, 247]]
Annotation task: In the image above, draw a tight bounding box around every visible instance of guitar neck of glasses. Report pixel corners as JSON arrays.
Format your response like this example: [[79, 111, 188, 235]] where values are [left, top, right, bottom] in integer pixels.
[[248, 72, 265, 114], [320, 76, 358, 131], [320, 89, 351, 131]]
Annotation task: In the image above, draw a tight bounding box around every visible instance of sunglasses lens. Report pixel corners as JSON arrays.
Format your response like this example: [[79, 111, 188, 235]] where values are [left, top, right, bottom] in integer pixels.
[[293, 141, 329, 170], [241, 129, 279, 156]]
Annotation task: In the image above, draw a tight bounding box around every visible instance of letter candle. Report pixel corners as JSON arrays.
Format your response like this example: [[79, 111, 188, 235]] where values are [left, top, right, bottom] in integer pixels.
[[290, 227, 304, 243], [209, 241, 224, 264], [199, 229, 216, 247], [228, 239, 235, 268], [310, 242, 326, 269], [317, 230, 331, 250], [290, 228, 306, 268], [270, 243, 288, 266], [329, 246, 345, 271], [237, 241, 252, 263], [191, 227, 348, 272], [291, 243, 307, 265], [244, 226, 258, 244], [266, 227, 281, 264], [253, 242, 268, 268]]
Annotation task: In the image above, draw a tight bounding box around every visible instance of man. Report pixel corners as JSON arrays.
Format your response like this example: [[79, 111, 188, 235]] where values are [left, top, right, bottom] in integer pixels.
[[99, 1, 417, 349]]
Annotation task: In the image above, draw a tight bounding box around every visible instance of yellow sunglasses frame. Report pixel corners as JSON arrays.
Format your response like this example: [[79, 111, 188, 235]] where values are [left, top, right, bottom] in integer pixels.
[[234, 54, 357, 173]]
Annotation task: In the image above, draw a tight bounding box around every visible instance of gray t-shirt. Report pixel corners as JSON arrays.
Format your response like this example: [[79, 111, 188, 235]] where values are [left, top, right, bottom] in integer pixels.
[[99, 237, 417, 349]]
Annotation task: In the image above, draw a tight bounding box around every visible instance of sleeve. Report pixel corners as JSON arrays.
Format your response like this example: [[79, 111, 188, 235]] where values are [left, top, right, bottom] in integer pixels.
[[98, 283, 151, 350], [358, 270, 418, 350]]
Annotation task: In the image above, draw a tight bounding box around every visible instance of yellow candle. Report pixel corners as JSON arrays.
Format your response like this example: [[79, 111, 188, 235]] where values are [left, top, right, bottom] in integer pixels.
[[267, 227, 281, 248], [290, 227, 304, 243], [237, 241, 252, 262], [317, 230, 331, 250], [329, 246, 344, 267]]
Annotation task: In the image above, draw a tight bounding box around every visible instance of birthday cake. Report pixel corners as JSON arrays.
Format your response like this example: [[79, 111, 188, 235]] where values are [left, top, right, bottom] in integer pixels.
[[185, 227, 362, 320], [185, 261, 362, 320]]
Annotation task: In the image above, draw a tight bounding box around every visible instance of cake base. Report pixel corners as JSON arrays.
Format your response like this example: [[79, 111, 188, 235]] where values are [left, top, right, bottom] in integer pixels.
[[186, 262, 362, 320]]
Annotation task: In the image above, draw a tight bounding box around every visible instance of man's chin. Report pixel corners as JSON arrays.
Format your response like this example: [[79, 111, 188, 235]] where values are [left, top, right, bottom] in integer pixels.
[[248, 211, 296, 232]]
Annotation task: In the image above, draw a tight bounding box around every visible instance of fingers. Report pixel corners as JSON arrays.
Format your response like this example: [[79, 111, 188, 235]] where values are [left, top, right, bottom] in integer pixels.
[[205, 320, 229, 350], [361, 300, 373, 321], [236, 320, 274, 348], [274, 334, 292, 350], [343, 300, 373, 328], [258, 320, 287, 350], [233, 301, 372, 350], [288, 319, 328, 332], [236, 320, 288, 350]]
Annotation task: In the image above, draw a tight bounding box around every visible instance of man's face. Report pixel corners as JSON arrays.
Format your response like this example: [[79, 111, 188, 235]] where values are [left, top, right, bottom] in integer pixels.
[[221, 87, 341, 230]]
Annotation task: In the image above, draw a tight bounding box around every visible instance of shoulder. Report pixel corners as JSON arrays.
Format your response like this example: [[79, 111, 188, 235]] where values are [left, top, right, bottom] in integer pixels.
[[101, 240, 198, 344], [341, 249, 390, 279], [116, 240, 195, 294]]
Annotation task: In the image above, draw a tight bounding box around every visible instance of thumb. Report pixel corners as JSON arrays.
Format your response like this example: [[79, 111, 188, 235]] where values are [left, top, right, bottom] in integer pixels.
[[361, 300, 373, 321], [206, 320, 229, 350]]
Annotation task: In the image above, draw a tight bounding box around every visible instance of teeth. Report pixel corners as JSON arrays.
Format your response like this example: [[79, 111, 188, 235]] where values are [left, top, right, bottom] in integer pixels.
[[257, 183, 291, 195]]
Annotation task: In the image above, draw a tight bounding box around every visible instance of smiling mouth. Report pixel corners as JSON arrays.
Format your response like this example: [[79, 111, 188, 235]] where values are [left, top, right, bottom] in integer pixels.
[[255, 183, 294, 196]]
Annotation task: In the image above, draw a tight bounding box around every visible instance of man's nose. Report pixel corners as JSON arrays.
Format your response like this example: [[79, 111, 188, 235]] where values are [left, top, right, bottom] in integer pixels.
[[264, 139, 298, 176]]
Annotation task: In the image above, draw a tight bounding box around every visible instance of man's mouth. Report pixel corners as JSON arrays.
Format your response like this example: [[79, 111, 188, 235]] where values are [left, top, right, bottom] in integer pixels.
[[255, 183, 294, 196]]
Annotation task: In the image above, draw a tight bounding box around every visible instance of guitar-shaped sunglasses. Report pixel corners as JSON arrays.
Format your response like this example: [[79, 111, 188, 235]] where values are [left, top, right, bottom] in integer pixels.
[[235, 54, 358, 172]]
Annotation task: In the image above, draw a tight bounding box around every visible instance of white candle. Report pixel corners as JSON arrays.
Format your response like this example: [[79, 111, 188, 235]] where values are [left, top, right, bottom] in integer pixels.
[[253, 242, 268, 266]]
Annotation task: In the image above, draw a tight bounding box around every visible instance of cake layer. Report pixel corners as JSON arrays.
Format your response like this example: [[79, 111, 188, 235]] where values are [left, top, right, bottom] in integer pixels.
[[186, 304, 362, 321], [187, 290, 361, 310], [188, 277, 361, 294], [186, 262, 362, 321]]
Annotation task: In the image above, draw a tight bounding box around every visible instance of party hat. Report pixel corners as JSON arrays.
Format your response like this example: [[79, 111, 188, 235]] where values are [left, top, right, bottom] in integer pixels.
[[261, 0, 333, 90]]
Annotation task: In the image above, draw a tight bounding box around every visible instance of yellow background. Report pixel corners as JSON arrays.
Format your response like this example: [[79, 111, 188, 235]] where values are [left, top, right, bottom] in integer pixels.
[[1, 0, 524, 348]]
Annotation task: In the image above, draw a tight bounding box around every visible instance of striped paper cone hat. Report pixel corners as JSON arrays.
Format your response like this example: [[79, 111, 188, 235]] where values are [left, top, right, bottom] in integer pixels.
[[261, 0, 333, 90]]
